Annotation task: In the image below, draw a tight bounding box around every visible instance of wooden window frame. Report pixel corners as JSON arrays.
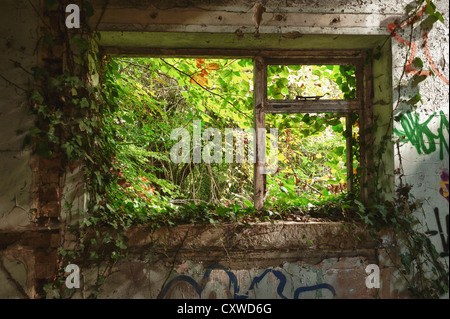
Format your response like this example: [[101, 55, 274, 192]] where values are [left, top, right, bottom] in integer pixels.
[[253, 51, 373, 210], [102, 47, 373, 211]]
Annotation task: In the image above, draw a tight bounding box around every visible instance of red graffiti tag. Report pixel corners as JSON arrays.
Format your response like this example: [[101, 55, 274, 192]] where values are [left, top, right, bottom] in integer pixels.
[[388, 3, 449, 85]]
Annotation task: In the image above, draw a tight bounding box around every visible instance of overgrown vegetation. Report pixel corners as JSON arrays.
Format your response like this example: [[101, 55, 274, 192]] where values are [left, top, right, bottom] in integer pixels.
[[23, 0, 447, 298], [98, 57, 360, 224]]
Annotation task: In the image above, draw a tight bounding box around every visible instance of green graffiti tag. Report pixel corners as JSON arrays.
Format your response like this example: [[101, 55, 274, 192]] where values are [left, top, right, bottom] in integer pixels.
[[394, 111, 449, 160]]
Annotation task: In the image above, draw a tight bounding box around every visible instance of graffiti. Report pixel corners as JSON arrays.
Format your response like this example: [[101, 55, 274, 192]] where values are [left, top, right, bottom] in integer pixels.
[[426, 207, 449, 258], [394, 110, 449, 160], [440, 171, 449, 202], [158, 264, 336, 299], [388, 3, 449, 85]]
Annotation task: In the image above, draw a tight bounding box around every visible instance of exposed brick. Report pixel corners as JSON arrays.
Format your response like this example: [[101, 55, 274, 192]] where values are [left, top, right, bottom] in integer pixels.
[[39, 201, 60, 218], [38, 185, 59, 202], [35, 263, 56, 279]]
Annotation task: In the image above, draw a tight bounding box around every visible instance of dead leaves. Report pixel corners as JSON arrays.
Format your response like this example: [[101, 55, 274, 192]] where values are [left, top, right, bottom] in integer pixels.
[[190, 59, 221, 88]]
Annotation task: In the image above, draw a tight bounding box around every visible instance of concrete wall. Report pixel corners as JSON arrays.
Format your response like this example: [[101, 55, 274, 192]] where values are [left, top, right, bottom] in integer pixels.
[[0, 0, 39, 299], [391, 0, 449, 263], [0, 0, 448, 299], [66, 221, 396, 299]]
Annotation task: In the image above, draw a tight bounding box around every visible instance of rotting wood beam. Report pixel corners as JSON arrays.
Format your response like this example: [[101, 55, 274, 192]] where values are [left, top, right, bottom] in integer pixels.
[[100, 47, 370, 59], [253, 56, 266, 211], [264, 99, 361, 114]]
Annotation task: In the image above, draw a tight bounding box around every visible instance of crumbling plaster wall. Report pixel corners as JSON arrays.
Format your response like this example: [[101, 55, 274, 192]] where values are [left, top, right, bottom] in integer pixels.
[[67, 221, 386, 299], [0, 0, 39, 298], [0, 1, 37, 233], [391, 0, 449, 268], [0, 0, 448, 299], [385, 1, 449, 296]]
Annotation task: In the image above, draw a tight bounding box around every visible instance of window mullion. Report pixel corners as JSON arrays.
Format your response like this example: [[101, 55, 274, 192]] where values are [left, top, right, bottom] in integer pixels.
[[253, 56, 266, 211]]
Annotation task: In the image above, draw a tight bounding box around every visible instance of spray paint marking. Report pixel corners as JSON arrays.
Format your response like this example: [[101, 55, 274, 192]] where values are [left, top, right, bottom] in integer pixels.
[[387, 2, 449, 85], [394, 110, 449, 160], [426, 207, 449, 257], [159, 264, 336, 299], [440, 171, 449, 202]]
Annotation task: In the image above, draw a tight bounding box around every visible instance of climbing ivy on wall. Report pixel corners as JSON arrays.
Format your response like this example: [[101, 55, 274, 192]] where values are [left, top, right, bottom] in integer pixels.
[[21, 0, 448, 298], [366, 0, 449, 298]]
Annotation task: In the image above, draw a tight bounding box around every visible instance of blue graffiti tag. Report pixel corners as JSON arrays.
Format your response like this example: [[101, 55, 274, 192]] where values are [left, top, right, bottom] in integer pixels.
[[158, 264, 336, 299], [294, 283, 336, 298]]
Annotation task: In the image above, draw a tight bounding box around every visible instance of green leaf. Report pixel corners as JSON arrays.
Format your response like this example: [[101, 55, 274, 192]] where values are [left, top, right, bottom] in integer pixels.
[[80, 97, 89, 108], [411, 74, 427, 87], [83, 1, 94, 17], [31, 90, 44, 104], [122, 115, 133, 124], [243, 199, 253, 208], [333, 146, 345, 156], [420, 14, 438, 30], [434, 11, 444, 23], [44, 0, 57, 9], [412, 57, 424, 69], [425, 0, 436, 14], [312, 69, 322, 77], [37, 141, 52, 158], [71, 36, 90, 51]]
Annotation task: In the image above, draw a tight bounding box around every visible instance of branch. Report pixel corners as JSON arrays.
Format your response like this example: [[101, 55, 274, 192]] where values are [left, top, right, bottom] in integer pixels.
[[0, 259, 30, 299], [159, 58, 252, 121], [0, 72, 27, 92]]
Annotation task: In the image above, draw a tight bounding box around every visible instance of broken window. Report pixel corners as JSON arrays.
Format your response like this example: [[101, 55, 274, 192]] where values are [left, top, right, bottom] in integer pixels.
[[105, 51, 372, 219], [253, 53, 371, 210]]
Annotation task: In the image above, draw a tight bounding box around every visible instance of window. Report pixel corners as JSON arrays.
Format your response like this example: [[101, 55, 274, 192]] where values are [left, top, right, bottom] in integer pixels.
[[252, 52, 372, 210], [105, 50, 374, 219]]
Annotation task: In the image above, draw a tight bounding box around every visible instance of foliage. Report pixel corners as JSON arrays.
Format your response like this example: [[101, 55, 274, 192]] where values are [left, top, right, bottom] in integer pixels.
[[267, 64, 356, 100], [369, 0, 449, 298], [97, 57, 359, 220]]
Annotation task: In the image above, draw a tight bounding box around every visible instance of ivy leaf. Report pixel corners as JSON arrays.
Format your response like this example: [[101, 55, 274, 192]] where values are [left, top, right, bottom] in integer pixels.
[[420, 14, 439, 30], [83, 1, 94, 17], [71, 36, 90, 51], [31, 90, 44, 104], [44, 0, 57, 9], [425, 0, 436, 14], [433, 11, 444, 23], [412, 57, 424, 69], [37, 140, 52, 158], [411, 74, 427, 87], [80, 97, 89, 108]]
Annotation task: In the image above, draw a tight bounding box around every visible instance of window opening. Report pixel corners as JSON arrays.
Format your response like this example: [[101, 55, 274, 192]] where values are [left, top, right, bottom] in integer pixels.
[[253, 55, 367, 211], [267, 65, 357, 100], [265, 112, 359, 211], [104, 53, 368, 223], [105, 57, 256, 221]]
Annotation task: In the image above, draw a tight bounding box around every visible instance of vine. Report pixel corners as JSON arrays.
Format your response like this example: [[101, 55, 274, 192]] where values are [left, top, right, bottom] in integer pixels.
[[19, 0, 448, 298], [358, 0, 449, 298]]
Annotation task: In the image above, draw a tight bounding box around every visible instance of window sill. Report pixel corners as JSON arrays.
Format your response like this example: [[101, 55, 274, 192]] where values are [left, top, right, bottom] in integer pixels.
[[126, 221, 378, 267]]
